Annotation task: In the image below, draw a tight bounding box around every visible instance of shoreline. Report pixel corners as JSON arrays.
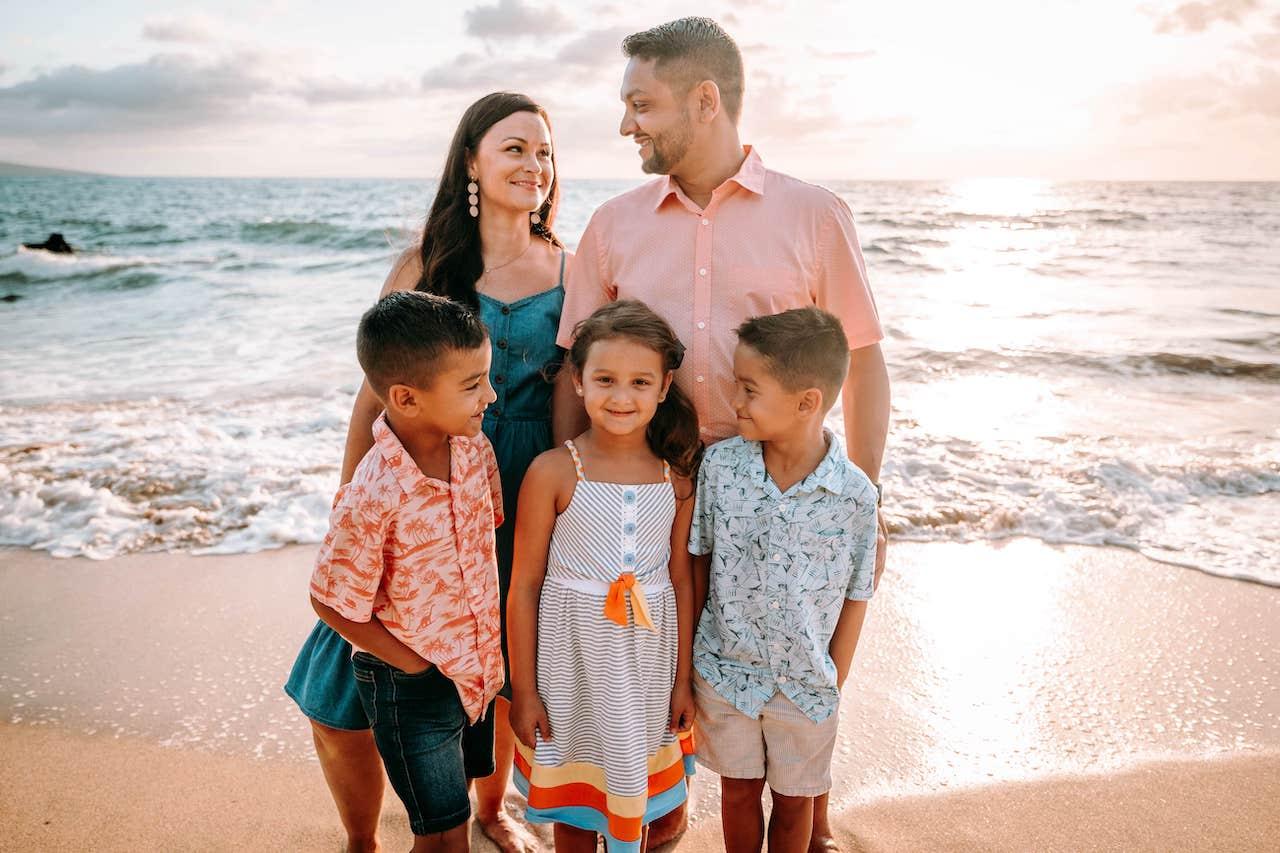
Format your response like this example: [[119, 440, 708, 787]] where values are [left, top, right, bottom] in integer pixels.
[[1, 538, 1277, 849], [3, 722, 1276, 852]]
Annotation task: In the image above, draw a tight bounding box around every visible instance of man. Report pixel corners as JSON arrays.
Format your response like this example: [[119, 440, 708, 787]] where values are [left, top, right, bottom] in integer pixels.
[[553, 16, 890, 851]]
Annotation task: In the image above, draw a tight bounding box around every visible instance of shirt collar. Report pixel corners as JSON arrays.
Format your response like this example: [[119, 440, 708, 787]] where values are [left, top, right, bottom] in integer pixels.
[[373, 412, 451, 496], [745, 428, 852, 497], [653, 145, 766, 211]]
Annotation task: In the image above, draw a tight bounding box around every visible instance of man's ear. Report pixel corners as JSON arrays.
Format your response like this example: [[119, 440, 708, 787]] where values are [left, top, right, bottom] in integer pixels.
[[386, 383, 418, 416], [693, 80, 721, 123]]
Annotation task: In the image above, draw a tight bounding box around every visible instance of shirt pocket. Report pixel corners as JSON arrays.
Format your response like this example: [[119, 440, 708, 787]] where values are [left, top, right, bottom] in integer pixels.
[[728, 266, 809, 317]]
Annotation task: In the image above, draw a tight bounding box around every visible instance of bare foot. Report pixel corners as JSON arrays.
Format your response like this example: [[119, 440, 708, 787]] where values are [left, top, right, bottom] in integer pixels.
[[646, 805, 688, 849], [478, 811, 540, 853]]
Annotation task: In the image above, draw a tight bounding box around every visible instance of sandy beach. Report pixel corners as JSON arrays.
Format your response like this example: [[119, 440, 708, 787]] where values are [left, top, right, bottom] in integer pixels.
[[2, 538, 1277, 851]]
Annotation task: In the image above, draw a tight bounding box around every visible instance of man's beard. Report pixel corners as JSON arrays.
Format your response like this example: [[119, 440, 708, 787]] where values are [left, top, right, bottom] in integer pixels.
[[640, 112, 694, 175]]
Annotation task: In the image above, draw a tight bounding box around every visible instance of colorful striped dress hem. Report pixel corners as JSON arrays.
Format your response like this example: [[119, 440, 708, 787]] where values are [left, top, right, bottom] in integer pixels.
[[513, 732, 695, 850]]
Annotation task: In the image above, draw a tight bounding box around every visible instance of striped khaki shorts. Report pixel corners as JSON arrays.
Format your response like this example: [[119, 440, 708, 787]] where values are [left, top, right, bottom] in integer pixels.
[[691, 670, 839, 797]]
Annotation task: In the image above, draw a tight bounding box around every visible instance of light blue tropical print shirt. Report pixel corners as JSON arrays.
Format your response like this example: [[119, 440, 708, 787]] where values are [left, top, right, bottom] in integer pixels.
[[689, 431, 877, 722]]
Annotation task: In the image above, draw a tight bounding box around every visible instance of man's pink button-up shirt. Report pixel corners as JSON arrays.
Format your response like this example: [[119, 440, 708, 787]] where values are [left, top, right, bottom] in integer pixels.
[[558, 146, 883, 442]]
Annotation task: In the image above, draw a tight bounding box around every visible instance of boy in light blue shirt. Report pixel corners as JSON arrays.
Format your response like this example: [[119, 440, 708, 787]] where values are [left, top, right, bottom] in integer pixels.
[[689, 307, 877, 853]]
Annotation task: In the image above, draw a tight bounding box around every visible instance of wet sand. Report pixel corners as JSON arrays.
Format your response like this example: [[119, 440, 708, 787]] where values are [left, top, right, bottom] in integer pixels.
[[1, 539, 1277, 850]]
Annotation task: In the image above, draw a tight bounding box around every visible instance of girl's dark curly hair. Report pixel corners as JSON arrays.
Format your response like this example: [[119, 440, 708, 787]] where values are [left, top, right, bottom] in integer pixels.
[[568, 300, 703, 480]]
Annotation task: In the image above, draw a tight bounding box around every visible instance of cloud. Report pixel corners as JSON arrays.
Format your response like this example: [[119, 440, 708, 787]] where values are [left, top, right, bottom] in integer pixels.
[[815, 49, 876, 61], [419, 32, 627, 95], [1124, 63, 1280, 121], [142, 13, 223, 43], [0, 53, 406, 134], [291, 76, 404, 105], [420, 53, 548, 92], [555, 27, 630, 66], [1155, 0, 1260, 33], [464, 0, 573, 40], [0, 54, 270, 114], [1245, 13, 1280, 56]]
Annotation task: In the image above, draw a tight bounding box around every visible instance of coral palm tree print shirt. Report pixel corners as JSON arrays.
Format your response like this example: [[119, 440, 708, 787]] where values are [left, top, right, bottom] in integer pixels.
[[310, 414, 505, 722]]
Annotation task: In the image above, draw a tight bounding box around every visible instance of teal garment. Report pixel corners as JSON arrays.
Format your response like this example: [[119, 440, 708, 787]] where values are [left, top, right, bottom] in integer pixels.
[[478, 251, 566, 696]]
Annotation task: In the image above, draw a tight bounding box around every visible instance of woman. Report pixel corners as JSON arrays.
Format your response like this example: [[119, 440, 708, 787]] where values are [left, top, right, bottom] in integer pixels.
[[285, 92, 569, 853]]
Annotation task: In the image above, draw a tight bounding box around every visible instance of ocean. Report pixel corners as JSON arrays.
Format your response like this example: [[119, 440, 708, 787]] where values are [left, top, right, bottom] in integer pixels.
[[1, 176, 1277, 585]]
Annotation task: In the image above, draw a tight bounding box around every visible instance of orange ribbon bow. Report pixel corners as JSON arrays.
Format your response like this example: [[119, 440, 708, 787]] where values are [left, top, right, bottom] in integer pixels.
[[603, 572, 656, 631]]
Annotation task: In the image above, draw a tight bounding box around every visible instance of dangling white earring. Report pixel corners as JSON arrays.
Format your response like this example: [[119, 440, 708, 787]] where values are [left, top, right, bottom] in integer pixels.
[[467, 179, 479, 218], [530, 211, 542, 226]]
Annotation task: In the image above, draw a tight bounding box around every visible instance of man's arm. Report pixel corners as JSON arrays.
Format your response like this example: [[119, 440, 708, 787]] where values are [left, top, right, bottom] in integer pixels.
[[844, 342, 890, 588], [843, 343, 889, 480]]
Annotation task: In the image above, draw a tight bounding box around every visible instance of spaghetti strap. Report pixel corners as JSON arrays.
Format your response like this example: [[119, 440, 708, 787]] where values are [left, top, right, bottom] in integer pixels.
[[564, 440, 587, 482], [661, 459, 671, 483], [557, 248, 566, 286]]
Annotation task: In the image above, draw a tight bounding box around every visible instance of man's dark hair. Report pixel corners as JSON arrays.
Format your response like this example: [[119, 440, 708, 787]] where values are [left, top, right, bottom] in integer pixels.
[[736, 307, 850, 410], [622, 17, 745, 123], [356, 290, 488, 397]]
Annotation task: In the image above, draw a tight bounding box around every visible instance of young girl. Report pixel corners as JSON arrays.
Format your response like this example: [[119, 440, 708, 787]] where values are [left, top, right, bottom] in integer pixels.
[[508, 300, 701, 852]]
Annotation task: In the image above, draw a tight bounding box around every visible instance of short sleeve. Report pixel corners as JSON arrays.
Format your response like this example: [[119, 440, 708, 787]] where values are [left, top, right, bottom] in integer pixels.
[[309, 482, 391, 622], [844, 496, 878, 601], [556, 210, 615, 349], [687, 456, 717, 556], [477, 434, 504, 529], [815, 196, 883, 351]]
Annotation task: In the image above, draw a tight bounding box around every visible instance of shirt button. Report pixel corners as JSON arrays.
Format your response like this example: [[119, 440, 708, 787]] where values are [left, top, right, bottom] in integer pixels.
[[500, 306, 510, 315], [698, 268, 707, 276], [696, 321, 706, 330], [777, 676, 788, 684], [770, 601, 780, 610], [496, 339, 507, 350], [494, 375, 504, 384], [696, 375, 705, 383], [772, 553, 781, 560], [491, 407, 502, 417], [701, 218, 710, 226]]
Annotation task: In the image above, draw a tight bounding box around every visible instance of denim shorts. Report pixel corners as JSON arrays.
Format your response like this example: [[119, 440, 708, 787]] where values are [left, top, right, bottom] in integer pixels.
[[283, 620, 369, 731], [351, 651, 496, 836]]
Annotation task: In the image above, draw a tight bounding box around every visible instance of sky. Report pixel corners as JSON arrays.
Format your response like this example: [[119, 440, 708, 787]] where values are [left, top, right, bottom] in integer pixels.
[[0, 0, 1277, 180]]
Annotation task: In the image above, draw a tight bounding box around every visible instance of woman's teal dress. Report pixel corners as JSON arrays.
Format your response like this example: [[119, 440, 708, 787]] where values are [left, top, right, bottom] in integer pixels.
[[477, 252, 565, 698], [284, 251, 565, 723]]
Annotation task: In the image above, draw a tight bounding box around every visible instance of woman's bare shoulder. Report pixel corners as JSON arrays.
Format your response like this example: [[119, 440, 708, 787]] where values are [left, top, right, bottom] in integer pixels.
[[378, 246, 423, 297]]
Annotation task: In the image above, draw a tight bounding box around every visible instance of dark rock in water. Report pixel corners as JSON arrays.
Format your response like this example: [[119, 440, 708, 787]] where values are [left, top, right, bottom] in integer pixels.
[[1, 293, 20, 302], [22, 232, 74, 254]]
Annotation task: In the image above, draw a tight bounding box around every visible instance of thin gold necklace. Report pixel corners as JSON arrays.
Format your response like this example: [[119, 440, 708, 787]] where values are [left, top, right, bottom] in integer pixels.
[[483, 241, 532, 278]]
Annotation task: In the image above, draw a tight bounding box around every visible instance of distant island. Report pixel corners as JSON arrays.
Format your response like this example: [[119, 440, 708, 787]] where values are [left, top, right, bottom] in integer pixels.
[[0, 160, 102, 177]]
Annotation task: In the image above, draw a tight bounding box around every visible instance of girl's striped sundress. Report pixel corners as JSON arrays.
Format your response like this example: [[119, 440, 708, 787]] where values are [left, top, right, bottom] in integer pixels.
[[514, 440, 695, 851]]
